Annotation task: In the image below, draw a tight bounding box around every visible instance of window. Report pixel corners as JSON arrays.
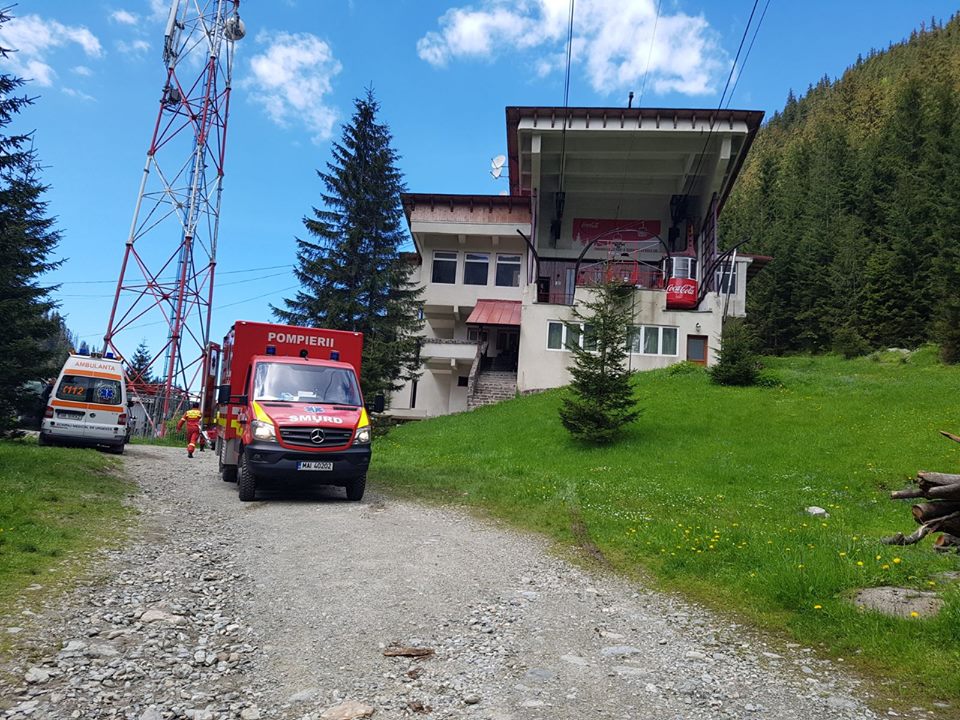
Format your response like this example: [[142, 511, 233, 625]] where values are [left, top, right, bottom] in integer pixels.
[[716, 262, 738, 295], [431, 251, 457, 284], [496, 254, 522, 287], [253, 362, 362, 405], [583, 323, 597, 352], [467, 328, 487, 343], [457, 376, 469, 387], [545, 321, 584, 351], [671, 256, 697, 280], [628, 326, 679, 356], [56, 375, 122, 405], [464, 253, 489, 285]]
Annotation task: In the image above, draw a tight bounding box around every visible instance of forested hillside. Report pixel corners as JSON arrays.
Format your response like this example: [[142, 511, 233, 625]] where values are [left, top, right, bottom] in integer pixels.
[[722, 14, 960, 358]]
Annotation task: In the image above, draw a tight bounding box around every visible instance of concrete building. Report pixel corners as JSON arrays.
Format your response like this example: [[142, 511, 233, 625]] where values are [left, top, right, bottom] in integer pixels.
[[390, 105, 769, 418]]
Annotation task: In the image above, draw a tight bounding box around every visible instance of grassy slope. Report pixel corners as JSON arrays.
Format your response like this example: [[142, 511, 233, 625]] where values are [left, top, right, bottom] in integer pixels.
[[0, 439, 134, 609], [372, 349, 960, 703]]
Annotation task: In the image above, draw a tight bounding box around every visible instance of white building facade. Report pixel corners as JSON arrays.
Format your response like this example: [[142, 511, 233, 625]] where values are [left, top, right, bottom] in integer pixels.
[[390, 106, 768, 418]]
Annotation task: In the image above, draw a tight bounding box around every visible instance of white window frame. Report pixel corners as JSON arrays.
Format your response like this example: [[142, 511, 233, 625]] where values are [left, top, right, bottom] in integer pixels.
[[463, 252, 490, 286], [671, 256, 697, 280], [431, 250, 458, 284], [545, 321, 592, 351], [628, 325, 679, 356], [715, 261, 738, 295]]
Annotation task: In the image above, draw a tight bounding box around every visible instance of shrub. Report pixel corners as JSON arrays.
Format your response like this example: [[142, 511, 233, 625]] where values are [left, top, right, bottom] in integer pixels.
[[711, 318, 759, 386], [833, 324, 870, 359]]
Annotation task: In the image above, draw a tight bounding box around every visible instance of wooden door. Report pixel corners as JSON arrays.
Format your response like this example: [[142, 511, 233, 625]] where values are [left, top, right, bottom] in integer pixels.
[[686, 335, 708, 365]]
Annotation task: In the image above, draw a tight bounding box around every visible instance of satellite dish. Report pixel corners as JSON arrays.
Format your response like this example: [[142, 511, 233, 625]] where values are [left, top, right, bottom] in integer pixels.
[[224, 14, 246, 41], [490, 154, 507, 180]]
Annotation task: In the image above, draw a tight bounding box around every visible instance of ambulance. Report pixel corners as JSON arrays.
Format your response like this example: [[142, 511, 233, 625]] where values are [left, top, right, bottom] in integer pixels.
[[39, 351, 129, 454], [216, 321, 383, 502]]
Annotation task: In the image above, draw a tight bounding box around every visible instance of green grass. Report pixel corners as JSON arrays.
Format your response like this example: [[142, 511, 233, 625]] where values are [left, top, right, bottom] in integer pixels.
[[371, 347, 960, 705], [0, 438, 135, 611]]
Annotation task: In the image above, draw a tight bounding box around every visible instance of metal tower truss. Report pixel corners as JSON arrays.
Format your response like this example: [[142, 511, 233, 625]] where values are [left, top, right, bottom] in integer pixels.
[[104, 0, 244, 433]]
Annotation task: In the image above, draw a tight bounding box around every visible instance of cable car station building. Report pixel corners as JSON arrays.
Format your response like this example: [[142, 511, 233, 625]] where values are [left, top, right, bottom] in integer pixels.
[[390, 105, 768, 418]]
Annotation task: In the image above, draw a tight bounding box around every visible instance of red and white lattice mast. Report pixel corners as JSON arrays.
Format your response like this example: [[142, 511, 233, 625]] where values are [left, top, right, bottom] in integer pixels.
[[103, 0, 244, 431]]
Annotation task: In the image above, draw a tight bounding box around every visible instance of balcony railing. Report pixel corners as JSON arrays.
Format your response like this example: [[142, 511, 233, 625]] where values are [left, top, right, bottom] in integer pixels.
[[576, 261, 665, 290]]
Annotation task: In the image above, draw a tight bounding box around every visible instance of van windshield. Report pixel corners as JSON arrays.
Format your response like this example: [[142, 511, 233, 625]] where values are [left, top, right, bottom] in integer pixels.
[[56, 375, 123, 405], [253, 362, 361, 406]]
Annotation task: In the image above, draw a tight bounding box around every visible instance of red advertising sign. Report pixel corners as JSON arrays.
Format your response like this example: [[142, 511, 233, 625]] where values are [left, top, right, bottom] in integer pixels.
[[573, 218, 662, 248], [666, 277, 698, 309]]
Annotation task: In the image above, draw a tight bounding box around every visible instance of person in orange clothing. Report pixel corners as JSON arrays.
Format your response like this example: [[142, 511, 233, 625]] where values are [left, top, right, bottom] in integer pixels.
[[176, 402, 203, 458]]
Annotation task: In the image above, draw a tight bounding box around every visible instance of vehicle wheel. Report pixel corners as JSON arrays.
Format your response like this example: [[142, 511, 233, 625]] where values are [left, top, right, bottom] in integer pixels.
[[219, 442, 237, 483], [37, 433, 49, 447], [345, 475, 366, 502], [237, 451, 256, 501], [108, 442, 125, 455]]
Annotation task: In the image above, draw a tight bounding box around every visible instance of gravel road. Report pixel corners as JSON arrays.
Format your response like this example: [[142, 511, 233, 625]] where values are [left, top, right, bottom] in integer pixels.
[[0, 445, 936, 720]]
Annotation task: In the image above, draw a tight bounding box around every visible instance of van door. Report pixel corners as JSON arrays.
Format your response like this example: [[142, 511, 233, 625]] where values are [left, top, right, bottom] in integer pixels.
[[54, 372, 125, 441]]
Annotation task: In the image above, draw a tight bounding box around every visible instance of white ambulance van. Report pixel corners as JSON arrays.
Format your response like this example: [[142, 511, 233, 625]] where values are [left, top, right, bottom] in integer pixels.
[[39, 352, 129, 454]]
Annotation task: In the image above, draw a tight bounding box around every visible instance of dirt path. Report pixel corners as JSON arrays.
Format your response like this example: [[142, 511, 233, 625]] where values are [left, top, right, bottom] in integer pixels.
[[0, 444, 922, 720]]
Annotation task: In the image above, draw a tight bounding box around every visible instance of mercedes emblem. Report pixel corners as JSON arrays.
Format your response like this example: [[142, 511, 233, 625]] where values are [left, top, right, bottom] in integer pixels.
[[310, 428, 325, 445]]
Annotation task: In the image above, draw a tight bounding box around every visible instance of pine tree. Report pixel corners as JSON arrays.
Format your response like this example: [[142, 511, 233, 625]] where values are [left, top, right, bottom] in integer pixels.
[[558, 280, 641, 444], [274, 89, 422, 401], [0, 10, 62, 435], [711, 318, 759, 386], [128, 340, 154, 385]]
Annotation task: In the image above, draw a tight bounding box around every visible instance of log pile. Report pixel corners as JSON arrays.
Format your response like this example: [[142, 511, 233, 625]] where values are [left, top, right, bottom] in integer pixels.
[[882, 431, 960, 551]]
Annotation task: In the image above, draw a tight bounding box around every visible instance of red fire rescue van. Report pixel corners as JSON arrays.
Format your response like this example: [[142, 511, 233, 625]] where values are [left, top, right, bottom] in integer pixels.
[[216, 321, 382, 502]]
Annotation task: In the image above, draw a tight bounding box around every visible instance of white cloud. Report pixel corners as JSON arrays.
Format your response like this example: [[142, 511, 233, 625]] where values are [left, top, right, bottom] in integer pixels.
[[149, 0, 171, 21], [0, 14, 103, 86], [242, 31, 341, 144], [417, 0, 726, 97], [72, 65, 94, 76], [111, 9, 139, 26], [62, 87, 96, 102], [117, 38, 151, 56]]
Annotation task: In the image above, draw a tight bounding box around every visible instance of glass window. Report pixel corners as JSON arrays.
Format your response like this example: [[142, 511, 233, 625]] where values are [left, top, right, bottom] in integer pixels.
[[643, 326, 660, 354], [583, 323, 597, 352], [662, 327, 678, 355], [496, 254, 522, 287], [431, 251, 457, 284], [716, 262, 738, 294], [253, 362, 361, 405], [56, 374, 123, 405], [628, 326, 643, 354], [566, 324, 581, 350], [547, 322, 564, 350], [463, 253, 489, 285], [672, 256, 697, 280]]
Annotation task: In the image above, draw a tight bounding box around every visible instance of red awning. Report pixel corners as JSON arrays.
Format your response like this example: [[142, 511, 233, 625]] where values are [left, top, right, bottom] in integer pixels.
[[466, 300, 522, 326]]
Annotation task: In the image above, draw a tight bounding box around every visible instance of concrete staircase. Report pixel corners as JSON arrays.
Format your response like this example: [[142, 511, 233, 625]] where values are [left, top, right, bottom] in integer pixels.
[[468, 370, 518, 410]]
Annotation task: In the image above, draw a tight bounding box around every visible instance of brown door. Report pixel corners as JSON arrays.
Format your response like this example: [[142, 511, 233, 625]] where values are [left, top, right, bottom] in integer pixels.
[[686, 335, 708, 365]]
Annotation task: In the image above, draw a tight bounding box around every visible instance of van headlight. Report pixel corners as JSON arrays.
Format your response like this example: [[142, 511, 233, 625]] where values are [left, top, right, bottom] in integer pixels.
[[251, 420, 276, 442], [353, 425, 371, 445]]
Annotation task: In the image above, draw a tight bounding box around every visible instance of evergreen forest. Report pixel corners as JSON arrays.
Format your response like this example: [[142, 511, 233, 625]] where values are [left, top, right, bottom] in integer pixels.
[[722, 14, 960, 358]]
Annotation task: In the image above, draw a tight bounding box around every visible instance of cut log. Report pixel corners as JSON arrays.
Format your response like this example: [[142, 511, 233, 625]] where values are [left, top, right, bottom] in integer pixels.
[[892, 483, 960, 501], [917, 471, 960, 487], [933, 534, 960, 553], [882, 511, 960, 546], [912, 502, 960, 523], [939, 430, 960, 444]]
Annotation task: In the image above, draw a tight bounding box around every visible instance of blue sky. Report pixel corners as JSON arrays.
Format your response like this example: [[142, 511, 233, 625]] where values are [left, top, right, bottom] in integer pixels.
[[4, 0, 956, 359]]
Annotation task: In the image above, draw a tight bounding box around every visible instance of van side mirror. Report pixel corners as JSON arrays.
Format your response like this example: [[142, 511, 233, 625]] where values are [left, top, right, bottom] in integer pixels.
[[371, 394, 385, 414], [217, 384, 231, 404], [126, 399, 134, 408]]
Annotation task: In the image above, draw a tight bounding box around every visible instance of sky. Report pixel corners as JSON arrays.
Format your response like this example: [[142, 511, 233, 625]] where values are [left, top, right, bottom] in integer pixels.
[[3, 0, 957, 364]]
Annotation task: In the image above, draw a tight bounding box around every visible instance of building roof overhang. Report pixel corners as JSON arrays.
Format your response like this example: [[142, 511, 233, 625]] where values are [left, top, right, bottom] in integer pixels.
[[505, 106, 764, 213], [465, 299, 522, 327]]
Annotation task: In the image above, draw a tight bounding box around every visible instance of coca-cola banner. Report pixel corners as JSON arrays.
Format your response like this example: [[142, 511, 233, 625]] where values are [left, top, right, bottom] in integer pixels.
[[666, 277, 698, 309], [573, 218, 662, 248]]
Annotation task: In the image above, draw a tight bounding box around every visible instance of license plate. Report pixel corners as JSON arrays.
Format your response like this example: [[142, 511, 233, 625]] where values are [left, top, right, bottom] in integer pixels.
[[297, 461, 333, 471]]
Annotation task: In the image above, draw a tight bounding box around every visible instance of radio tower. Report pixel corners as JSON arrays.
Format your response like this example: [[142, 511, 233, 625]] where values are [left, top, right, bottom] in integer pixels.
[[103, 0, 245, 432]]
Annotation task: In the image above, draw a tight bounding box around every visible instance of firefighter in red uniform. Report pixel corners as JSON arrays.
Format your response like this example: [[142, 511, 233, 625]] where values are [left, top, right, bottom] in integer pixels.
[[176, 402, 203, 458]]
